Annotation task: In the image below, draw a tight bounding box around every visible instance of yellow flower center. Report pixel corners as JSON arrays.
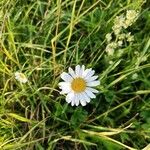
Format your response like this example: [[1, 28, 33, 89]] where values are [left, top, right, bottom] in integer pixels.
[[19, 73, 26, 79], [71, 77, 86, 93]]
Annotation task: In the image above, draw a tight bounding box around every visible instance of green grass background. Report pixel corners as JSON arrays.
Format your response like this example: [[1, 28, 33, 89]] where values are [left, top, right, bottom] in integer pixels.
[[0, 0, 150, 149]]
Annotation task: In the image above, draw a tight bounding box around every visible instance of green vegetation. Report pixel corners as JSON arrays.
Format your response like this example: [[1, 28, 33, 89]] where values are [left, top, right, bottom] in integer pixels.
[[0, 0, 150, 149]]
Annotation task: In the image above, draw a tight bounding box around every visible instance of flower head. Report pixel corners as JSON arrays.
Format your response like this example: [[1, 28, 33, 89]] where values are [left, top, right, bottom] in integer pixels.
[[118, 33, 126, 40], [112, 15, 125, 35], [59, 65, 100, 106], [106, 33, 112, 43], [105, 42, 117, 56], [126, 10, 139, 21], [105, 46, 114, 56], [15, 72, 28, 83], [124, 10, 139, 28], [126, 32, 134, 42], [117, 40, 123, 47]]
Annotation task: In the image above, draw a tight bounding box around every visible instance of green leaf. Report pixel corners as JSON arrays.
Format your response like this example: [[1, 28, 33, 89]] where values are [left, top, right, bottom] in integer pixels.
[[7, 113, 32, 123], [70, 108, 88, 128]]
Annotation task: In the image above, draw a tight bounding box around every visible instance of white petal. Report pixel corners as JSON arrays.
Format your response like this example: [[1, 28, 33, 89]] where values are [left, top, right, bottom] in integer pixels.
[[58, 82, 70, 87], [87, 80, 100, 87], [60, 89, 70, 94], [15, 72, 19, 76], [68, 67, 76, 78], [85, 70, 95, 79], [79, 93, 87, 106], [59, 85, 71, 93], [71, 94, 76, 106], [79, 65, 85, 76], [59, 82, 71, 94], [75, 94, 80, 106], [85, 89, 96, 98], [60, 72, 73, 82], [22, 79, 28, 83], [15, 76, 19, 79], [66, 92, 74, 104], [86, 87, 99, 93], [85, 75, 99, 82], [82, 92, 91, 103], [75, 65, 81, 76], [82, 68, 92, 78]]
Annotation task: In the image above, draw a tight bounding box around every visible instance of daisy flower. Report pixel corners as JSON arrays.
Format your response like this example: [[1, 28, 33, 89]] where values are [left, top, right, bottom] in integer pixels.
[[15, 72, 28, 83], [59, 65, 100, 106]]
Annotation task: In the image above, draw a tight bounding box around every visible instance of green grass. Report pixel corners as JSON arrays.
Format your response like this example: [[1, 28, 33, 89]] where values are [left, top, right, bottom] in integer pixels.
[[0, 0, 150, 149]]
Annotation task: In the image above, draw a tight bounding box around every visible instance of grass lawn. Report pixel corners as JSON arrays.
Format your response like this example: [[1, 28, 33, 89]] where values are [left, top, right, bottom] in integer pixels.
[[0, 0, 150, 149]]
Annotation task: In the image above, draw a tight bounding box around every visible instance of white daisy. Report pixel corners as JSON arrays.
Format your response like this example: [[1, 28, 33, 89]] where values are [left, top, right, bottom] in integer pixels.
[[59, 65, 100, 106], [15, 72, 28, 83]]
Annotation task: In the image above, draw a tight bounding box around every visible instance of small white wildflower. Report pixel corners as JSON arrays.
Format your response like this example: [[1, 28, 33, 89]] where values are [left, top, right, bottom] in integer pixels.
[[112, 28, 121, 35], [105, 42, 117, 56], [59, 65, 100, 106], [117, 40, 123, 47], [124, 10, 139, 28], [112, 15, 125, 35], [132, 73, 138, 80], [105, 33, 112, 43], [126, 10, 139, 21], [106, 47, 114, 56], [127, 35, 134, 42], [124, 20, 131, 28], [118, 33, 126, 40], [114, 15, 125, 28], [15, 72, 28, 83], [110, 42, 117, 49], [126, 32, 134, 42]]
